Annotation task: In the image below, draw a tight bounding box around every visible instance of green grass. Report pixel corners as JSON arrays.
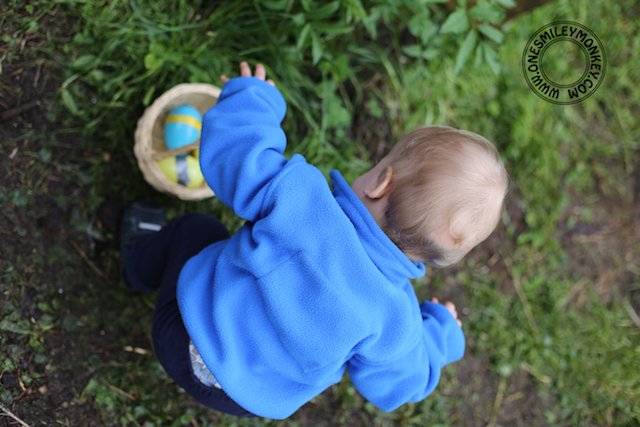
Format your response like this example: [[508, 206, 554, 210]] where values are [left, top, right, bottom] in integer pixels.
[[1, 0, 639, 426]]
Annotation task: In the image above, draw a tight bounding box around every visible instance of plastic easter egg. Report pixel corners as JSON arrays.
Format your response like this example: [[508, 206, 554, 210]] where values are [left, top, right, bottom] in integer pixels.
[[164, 104, 202, 151], [157, 155, 205, 189]]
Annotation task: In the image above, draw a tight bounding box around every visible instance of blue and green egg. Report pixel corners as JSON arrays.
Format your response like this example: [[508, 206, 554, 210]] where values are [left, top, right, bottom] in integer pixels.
[[164, 104, 202, 150]]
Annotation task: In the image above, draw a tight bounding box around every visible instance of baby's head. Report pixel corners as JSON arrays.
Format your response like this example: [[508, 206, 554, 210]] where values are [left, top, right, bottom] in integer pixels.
[[351, 126, 508, 266]]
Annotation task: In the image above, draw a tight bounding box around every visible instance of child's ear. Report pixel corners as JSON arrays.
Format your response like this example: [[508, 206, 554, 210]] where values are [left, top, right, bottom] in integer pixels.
[[432, 228, 462, 248], [363, 166, 393, 199]]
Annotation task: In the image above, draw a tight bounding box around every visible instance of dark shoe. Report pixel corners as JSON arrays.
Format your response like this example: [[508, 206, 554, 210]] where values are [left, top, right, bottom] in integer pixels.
[[119, 200, 167, 289]]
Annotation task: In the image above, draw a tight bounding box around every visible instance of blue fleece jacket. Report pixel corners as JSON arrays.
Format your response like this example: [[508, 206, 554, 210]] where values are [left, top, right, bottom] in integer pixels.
[[177, 77, 465, 419]]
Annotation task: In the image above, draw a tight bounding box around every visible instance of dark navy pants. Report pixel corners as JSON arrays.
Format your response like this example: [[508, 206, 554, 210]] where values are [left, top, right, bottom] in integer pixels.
[[124, 213, 256, 418]]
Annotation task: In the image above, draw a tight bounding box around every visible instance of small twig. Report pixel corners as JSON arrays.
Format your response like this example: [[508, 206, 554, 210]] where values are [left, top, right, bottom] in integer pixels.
[[0, 50, 8, 68], [486, 376, 507, 427], [0, 402, 31, 427], [123, 346, 151, 355], [184, 7, 195, 24], [2, 67, 24, 80], [33, 61, 42, 88], [512, 274, 541, 344], [624, 300, 640, 329], [100, 378, 136, 401], [0, 131, 13, 148], [521, 362, 551, 384], [500, 251, 541, 344], [188, 413, 200, 427], [69, 239, 104, 278], [1, 100, 40, 121]]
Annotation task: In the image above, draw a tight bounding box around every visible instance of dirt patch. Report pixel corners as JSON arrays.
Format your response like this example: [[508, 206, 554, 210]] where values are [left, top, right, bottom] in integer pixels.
[[559, 189, 640, 312], [0, 19, 108, 425]]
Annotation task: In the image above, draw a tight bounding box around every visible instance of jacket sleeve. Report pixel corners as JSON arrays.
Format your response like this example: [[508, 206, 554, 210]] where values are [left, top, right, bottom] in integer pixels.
[[199, 77, 288, 222], [347, 301, 465, 411]]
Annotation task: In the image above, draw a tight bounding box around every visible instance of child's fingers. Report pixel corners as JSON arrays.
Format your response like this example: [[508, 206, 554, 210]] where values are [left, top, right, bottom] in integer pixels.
[[254, 63, 266, 81], [444, 301, 458, 318], [240, 61, 252, 77], [444, 301, 457, 313], [431, 298, 461, 326], [225, 63, 275, 85]]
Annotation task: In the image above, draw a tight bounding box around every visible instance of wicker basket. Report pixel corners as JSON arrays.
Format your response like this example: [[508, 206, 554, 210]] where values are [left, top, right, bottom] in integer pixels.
[[134, 83, 221, 200]]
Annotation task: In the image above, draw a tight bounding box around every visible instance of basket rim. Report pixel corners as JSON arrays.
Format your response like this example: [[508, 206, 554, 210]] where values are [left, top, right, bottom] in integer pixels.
[[134, 83, 221, 201]]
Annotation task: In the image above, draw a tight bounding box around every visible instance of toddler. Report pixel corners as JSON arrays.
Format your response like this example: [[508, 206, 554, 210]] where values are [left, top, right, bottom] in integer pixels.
[[120, 62, 508, 419]]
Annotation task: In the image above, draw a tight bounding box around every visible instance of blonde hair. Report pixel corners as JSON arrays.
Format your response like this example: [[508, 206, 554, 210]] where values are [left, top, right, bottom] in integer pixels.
[[381, 126, 508, 266]]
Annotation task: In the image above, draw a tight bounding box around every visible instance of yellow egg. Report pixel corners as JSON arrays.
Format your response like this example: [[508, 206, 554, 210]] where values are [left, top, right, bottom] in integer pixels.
[[157, 155, 204, 189]]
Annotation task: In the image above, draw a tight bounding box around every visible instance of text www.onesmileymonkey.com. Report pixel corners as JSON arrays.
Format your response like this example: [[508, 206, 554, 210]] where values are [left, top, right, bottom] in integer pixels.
[[522, 21, 606, 105]]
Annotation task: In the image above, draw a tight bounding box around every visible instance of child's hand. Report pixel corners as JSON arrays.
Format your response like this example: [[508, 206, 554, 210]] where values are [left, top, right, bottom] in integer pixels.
[[431, 297, 462, 327], [220, 62, 276, 87]]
